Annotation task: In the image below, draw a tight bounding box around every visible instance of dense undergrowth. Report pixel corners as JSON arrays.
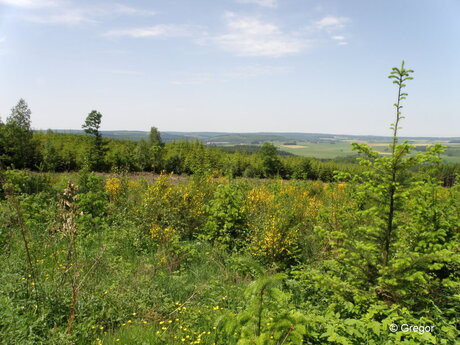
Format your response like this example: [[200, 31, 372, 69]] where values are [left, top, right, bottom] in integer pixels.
[[0, 168, 458, 344]]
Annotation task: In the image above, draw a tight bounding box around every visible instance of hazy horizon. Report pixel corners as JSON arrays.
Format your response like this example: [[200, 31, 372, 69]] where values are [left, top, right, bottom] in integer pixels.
[[35, 128, 460, 139], [1, 0, 459, 137]]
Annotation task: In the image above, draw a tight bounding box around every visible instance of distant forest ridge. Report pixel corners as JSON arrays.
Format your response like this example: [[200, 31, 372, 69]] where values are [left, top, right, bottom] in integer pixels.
[[37, 130, 460, 144]]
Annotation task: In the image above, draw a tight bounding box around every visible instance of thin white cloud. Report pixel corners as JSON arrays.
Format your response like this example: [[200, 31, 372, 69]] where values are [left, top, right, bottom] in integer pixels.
[[314, 15, 350, 31], [2, 1, 156, 25], [109, 4, 156, 16], [0, 36, 5, 43], [331, 35, 348, 45], [104, 24, 199, 38], [0, 0, 60, 8], [236, 0, 277, 8], [307, 16, 351, 45], [214, 12, 307, 57], [26, 8, 93, 24], [331, 35, 345, 41], [103, 12, 349, 57]]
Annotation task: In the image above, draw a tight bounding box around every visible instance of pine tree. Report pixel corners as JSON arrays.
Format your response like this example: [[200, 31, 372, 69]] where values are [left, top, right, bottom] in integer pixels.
[[337, 61, 447, 299], [82, 110, 105, 171], [216, 274, 307, 345]]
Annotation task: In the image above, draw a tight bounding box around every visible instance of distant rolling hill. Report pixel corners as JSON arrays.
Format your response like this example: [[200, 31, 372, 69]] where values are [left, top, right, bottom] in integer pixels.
[[38, 130, 460, 162], [43, 130, 460, 144]]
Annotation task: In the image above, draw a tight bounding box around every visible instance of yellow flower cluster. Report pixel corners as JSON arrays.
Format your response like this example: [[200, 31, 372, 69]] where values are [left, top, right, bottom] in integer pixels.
[[150, 224, 178, 245], [127, 180, 141, 190], [303, 196, 322, 219], [143, 173, 174, 205], [206, 170, 227, 185], [251, 216, 296, 261], [105, 177, 122, 200], [153, 313, 213, 345], [280, 184, 296, 196], [247, 186, 274, 211], [180, 184, 205, 216]]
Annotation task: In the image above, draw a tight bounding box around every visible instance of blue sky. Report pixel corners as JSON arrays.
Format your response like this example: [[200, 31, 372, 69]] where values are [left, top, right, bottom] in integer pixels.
[[0, 0, 459, 136]]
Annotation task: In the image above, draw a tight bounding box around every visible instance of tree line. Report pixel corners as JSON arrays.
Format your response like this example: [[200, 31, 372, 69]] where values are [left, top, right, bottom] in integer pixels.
[[0, 99, 458, 185]]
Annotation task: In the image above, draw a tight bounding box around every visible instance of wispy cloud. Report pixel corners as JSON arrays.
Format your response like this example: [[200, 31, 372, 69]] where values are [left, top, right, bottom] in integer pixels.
[[331, 34, 348, 46], [25, 7, 93, 25], [314, 16, 349, 31], [102, 11, 349, 57], [111, 4, 156, 16], [306, 15, 351, 45], [1, 1, 156, 25], [214, 12, 307, 57], [236, 0, 277, 8], [103, 24, 200, 38], [0, 0, 60, 8]]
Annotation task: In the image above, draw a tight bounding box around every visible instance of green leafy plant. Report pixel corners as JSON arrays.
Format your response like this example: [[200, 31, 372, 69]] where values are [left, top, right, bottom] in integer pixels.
[[216, 274, 307, 345], [203, 182, 248, 250]]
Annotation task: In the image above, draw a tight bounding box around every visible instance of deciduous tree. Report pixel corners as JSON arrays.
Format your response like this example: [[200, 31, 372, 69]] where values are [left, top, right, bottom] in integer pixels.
[[0, 99, 36, 169]]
